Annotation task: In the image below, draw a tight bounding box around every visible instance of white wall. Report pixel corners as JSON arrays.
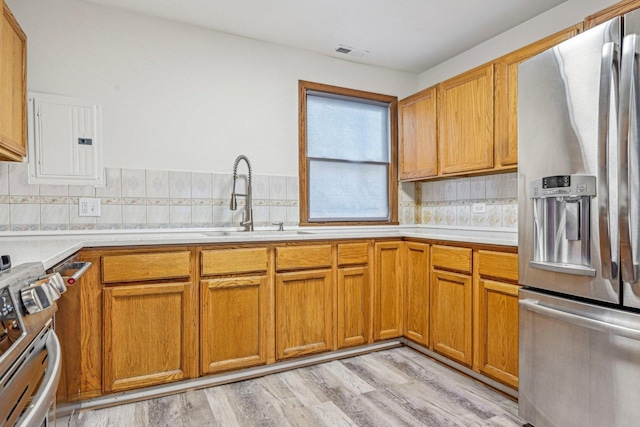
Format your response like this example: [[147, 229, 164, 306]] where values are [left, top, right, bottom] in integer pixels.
[[6, 0, 418, 176], [418, 0, 620, 88]]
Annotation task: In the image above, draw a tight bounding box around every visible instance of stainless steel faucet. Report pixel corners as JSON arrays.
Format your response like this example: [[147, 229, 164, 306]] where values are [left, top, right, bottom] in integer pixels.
[[230, 155, 254, 231]]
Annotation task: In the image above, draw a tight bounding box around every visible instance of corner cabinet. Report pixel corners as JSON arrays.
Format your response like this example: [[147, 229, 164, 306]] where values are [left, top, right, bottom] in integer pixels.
[[398, 86, 438, 181], [438, 64, 494, 175], [0, 0, 27, 161]]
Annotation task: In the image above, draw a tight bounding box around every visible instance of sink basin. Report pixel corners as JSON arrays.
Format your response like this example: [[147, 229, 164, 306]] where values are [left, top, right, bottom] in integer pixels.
[[203, 229, 308, 237]]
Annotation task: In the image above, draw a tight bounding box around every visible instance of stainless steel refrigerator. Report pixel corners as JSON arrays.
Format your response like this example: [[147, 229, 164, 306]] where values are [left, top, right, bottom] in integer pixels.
[[518, 11, 640, 427]]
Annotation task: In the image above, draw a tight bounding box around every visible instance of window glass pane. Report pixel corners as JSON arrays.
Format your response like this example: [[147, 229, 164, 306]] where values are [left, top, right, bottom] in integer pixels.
[[307, 94, 389, 163], [309, 160, 389, 221]]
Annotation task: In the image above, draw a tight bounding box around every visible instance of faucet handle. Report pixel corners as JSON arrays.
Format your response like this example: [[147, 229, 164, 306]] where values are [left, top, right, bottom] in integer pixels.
[[272, 222, 284, 231]]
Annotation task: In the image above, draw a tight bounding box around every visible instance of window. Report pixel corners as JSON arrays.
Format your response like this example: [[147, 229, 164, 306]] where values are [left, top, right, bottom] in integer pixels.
[[298, 81, 398, 225]]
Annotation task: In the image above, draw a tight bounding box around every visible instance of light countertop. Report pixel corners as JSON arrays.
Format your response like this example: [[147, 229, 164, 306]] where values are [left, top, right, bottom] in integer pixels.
[[0, 225, 517, 271]]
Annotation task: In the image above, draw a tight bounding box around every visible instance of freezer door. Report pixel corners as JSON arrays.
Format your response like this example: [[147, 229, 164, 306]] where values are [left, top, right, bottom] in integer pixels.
[[620, 10, 640, 308], [519, 289, 640, 427], [518, 18, 621, 303]]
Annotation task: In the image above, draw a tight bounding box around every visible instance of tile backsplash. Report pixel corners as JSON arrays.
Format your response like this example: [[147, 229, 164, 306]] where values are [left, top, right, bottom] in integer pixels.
[[398, 173, 518, 229], [0, 162, 516, 231], [0, 162, 299, 231]]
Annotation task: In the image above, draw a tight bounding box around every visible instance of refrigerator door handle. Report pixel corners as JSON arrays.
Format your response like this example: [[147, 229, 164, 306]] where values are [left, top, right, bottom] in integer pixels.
[[619, 33, 638, 283], [598, 41, 618, 279], [520, 298, 640, 341]]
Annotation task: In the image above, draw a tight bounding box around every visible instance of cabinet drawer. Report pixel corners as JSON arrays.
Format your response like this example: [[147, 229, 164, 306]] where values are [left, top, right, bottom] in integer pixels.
[[432, 245, 472, 273], [478, 250, 518, 282], [102, 251, 191, 283], [201, 248, 268, 276], [276, 245, 332, 271], [337, 243, 369, 266]]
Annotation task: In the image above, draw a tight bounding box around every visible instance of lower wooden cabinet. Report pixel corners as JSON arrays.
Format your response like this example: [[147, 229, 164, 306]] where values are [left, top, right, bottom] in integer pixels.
[[431, 269, 473, 366], [337, 266, 369, 348], [473, 250, 520, 389], [374, 241, 404, 340], [103, 282, 196, 393], [474, 278, 519, 388], [275, 269, 333, 360], [201, 276, 267, 374], [403, 242, 430, 346]]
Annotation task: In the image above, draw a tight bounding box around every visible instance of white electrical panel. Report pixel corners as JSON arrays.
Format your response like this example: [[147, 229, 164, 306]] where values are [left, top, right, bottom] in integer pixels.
[[27, 92, 104, 186]]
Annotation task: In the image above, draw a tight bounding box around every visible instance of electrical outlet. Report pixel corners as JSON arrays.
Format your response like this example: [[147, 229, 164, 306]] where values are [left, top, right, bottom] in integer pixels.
[[472, 202, 486, 214], [79, 198, 101, 217]]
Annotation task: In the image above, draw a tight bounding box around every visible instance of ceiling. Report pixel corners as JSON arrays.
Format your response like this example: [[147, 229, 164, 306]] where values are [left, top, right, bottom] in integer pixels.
[[80, 0, 568, 74]]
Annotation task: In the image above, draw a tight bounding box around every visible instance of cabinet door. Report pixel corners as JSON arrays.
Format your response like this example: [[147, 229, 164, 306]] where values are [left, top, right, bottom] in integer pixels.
[[201, 276, 267, 374], [276, 270, 332, 360], [0, 2, 27, 161], [431, 270, 472, 366], [399, 86, 438, 181], [374, 242, 403, 340], [474, 279, 520, 389], [103, 282, 196, 392], [438, 64, 494, 175], [494, 24, 581, 169], [337, 266, 370, 349], [404, 242, 430, 347]]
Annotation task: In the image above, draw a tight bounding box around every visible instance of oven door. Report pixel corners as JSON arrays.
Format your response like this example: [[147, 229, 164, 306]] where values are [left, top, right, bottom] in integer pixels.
[[1, 324, 61, 427]]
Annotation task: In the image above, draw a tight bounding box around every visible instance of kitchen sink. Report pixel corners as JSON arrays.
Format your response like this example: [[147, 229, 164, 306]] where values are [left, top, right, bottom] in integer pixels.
[[202, 229, 311, 237]]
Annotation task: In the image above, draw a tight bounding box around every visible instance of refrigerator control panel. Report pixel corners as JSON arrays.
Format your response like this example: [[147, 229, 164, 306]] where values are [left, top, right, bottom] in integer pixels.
[[530, 175, 596, 198]]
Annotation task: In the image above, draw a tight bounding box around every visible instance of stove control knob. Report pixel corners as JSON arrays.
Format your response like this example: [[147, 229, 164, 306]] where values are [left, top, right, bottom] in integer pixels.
[[20, 283, 54, 314]]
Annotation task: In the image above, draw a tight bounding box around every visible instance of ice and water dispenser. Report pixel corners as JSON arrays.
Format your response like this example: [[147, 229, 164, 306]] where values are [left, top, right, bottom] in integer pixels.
[[529, 175, 597, 276]]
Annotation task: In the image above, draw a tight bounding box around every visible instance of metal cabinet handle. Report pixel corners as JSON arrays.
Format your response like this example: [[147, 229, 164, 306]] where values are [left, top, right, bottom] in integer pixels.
[[520, 298, 640, 341], [619, 34, 639, 283], [598, 41, 618, 279]]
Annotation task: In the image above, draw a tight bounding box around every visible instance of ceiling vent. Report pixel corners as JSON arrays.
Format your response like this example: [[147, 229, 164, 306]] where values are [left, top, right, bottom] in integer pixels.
[[335, 44, 369, 58]]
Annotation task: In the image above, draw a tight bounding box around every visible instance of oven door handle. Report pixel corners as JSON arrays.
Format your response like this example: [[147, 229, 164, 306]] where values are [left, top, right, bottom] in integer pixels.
[[520, 298, 640, 341], [16, 331, 61, 427]]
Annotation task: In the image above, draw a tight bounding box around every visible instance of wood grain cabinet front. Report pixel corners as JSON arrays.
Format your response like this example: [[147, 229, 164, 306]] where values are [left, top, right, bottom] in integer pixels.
[[398, 86, 438, 181], [103, 281, 196, 393], [336, 242, 372, 349], [438, 63, 494, 175], [199, 247, 270, 373], [201, 276, 267, 374], [276, 269, 333, 360], [403, 242, 430, 347], [473, 250, 520, 389], [373, 241, 403, 340], [0, 0, 27, 162]]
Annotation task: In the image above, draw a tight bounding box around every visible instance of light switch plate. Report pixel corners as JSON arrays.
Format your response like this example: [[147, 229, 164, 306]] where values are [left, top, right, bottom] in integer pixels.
[[79, 198, 101, 217], [472, 202, 486, 214]]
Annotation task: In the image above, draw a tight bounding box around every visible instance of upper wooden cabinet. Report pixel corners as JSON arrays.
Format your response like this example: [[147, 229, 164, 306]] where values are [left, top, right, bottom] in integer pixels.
[[438, 63, 494, 175], [0, 0, 26, 161], [494, 24, 582, 169], [585, 0, 640, 29], [398, 86, 438, 181]]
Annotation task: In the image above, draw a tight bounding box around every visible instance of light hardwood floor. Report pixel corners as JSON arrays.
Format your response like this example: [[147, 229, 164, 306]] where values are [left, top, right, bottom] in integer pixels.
[[57, 347, 524, 426]]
